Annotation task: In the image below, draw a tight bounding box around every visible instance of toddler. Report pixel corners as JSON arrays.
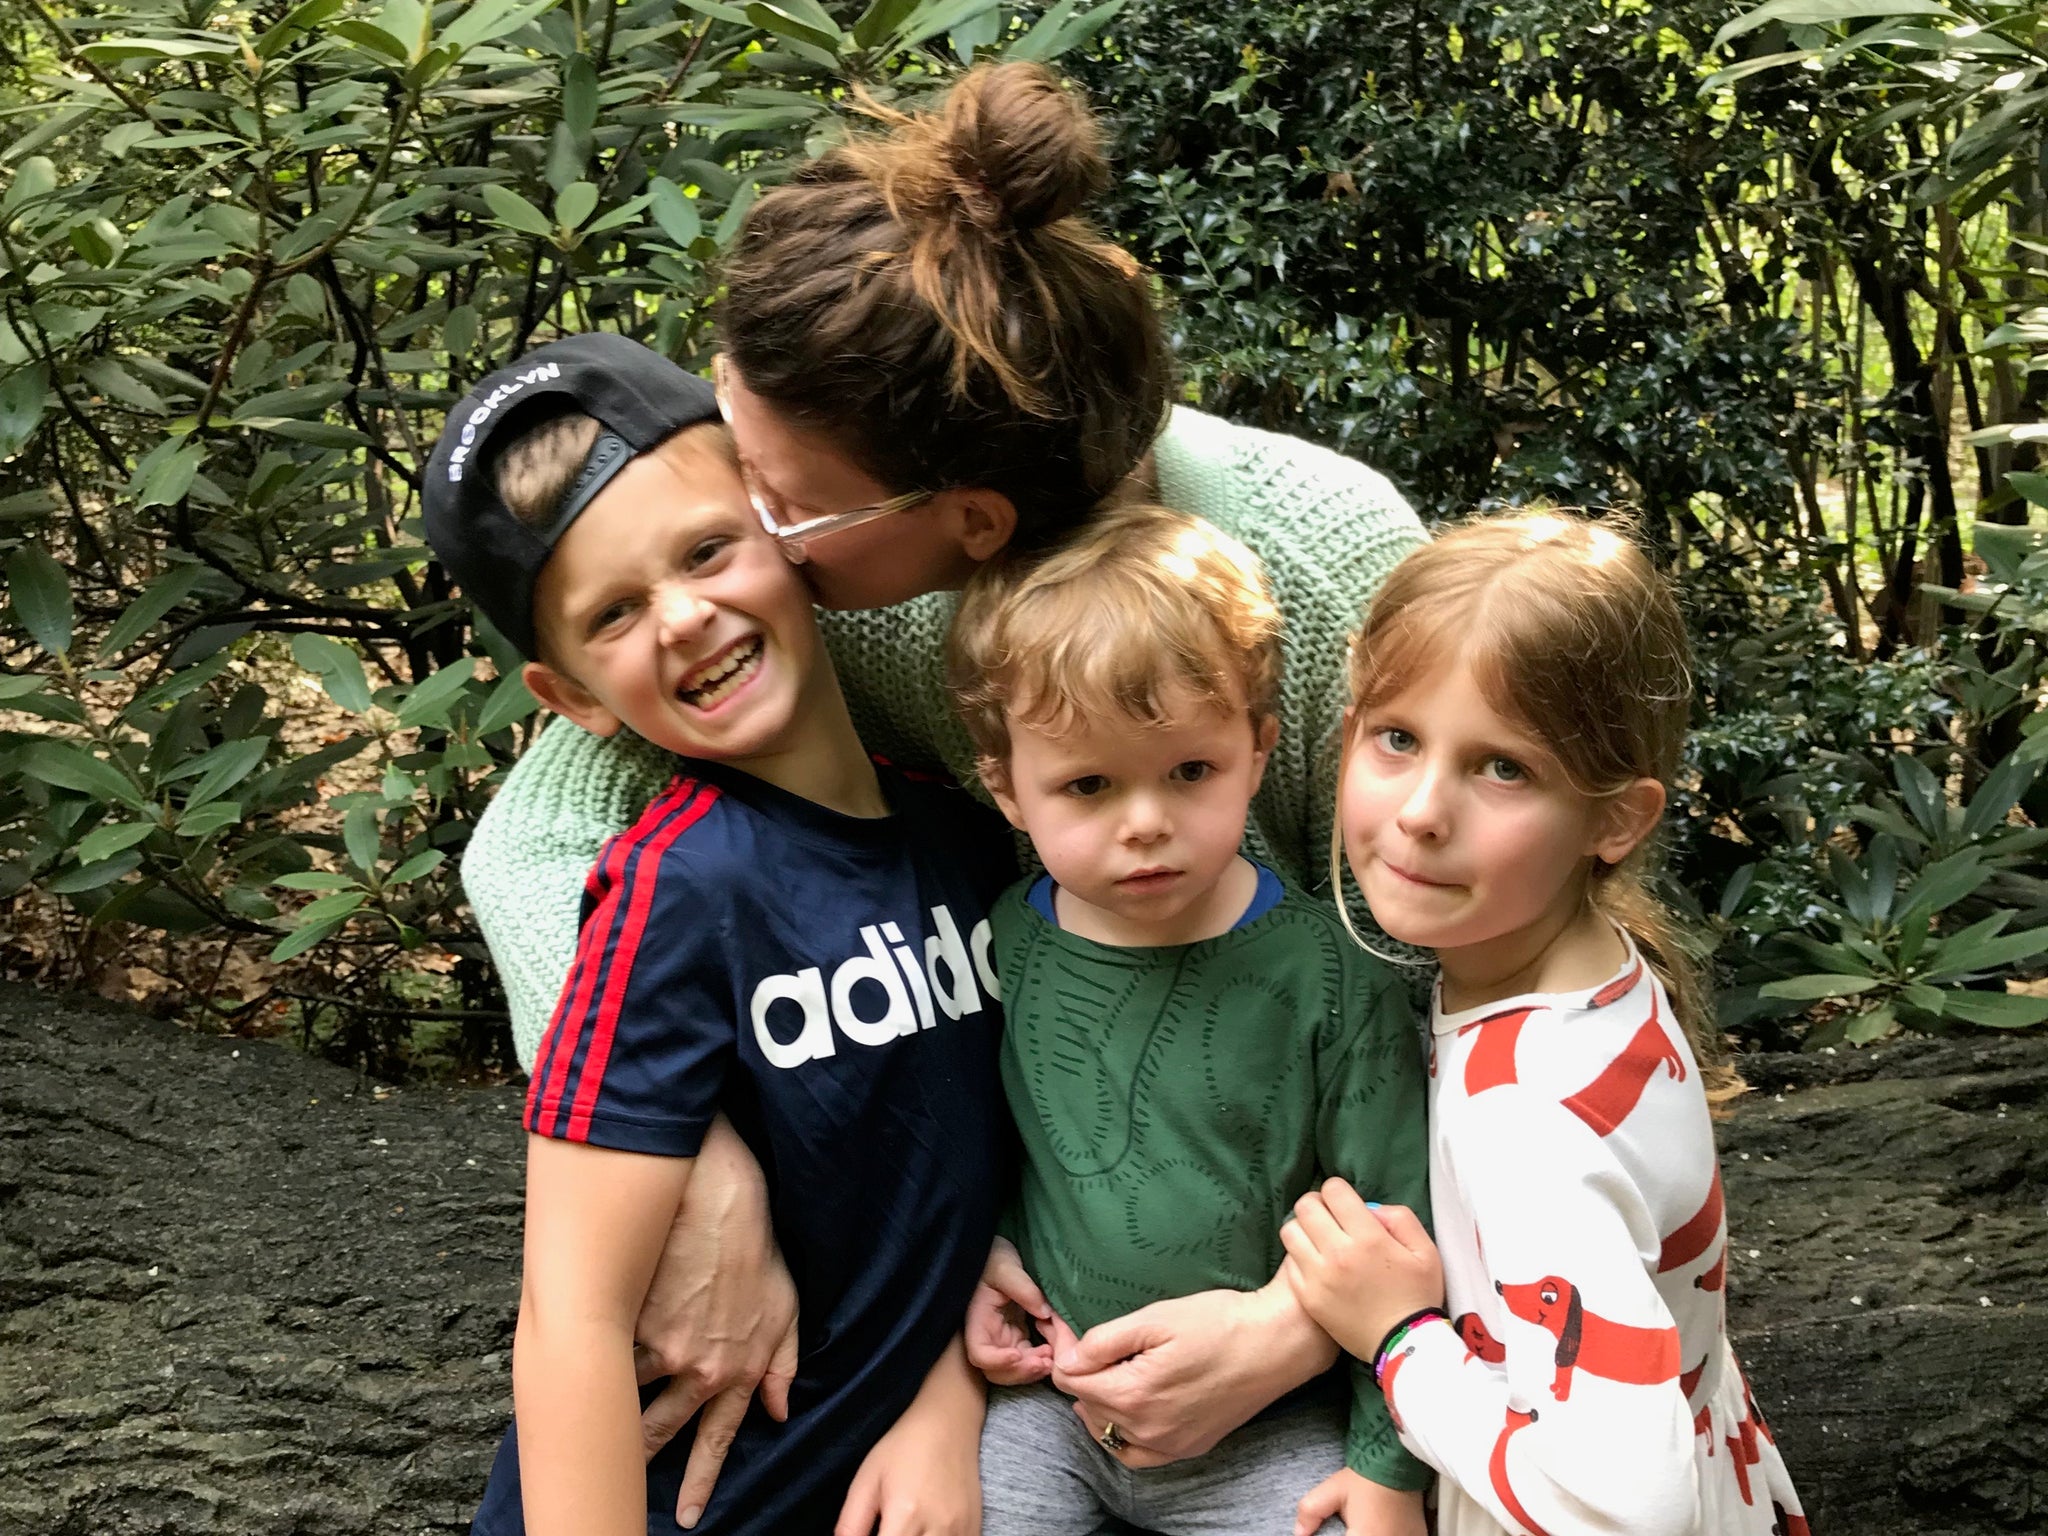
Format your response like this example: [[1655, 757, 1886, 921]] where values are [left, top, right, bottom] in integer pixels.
[[949, 505, 1432, 1536]]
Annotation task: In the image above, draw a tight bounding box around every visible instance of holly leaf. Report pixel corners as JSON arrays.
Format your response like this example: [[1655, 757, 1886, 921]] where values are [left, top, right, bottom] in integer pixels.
[[100, 566, 204, 657], [648, 177, 702, 247], [1759, 973, 1882, 1001], [395, 656, 476, 729], [291, 633, 375, 714]]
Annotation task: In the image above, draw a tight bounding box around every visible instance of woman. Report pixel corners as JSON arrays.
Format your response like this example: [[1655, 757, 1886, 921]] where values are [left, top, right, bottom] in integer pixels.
[[461, 59, 1427, 1528]]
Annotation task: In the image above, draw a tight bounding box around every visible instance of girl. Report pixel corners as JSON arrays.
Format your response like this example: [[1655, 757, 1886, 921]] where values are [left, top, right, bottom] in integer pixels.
[[1281, 513, 1808, 1536], [463, 58, 1427, 1526]]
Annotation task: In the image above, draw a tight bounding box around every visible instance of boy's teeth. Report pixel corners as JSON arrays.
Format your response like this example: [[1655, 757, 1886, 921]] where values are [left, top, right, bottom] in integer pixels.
[[681, 638, 762, 706]]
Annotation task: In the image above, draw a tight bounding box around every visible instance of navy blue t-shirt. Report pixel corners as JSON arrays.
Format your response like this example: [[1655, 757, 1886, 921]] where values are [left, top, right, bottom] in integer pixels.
[[474, 758, 1015, 1536]]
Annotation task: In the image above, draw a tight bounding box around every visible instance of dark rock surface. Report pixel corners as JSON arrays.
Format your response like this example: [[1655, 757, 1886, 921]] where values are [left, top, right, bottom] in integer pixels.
[[3, 980, 2045, 1534], [1719, 1041, 2048, 1534], [0, 982, 524, 1535]]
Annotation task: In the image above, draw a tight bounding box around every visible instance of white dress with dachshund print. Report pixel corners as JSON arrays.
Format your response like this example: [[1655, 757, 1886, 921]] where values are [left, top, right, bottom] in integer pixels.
[[1379, 938, 1806, 1536]]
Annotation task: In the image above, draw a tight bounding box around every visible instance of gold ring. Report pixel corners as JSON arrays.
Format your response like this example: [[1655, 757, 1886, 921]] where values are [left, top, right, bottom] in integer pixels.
[[1097, 1421, 1127, 1454]]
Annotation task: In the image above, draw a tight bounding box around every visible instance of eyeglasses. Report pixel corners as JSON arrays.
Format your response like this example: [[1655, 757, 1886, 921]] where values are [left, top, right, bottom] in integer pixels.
[[713, 355, 932, 564]]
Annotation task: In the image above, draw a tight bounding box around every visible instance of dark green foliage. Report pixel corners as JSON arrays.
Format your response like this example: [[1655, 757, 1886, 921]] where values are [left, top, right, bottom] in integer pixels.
[[1062, 0, 2048, 1048], [1, 0, 2044, 1070], [0, 0, 1116, 1073], [1068, 0, 1830, 526]]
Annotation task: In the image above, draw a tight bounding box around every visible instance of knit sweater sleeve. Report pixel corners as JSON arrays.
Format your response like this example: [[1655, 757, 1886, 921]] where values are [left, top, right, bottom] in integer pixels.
[[1153, 409, 1427, 890], [460, 721, 677, 1069]]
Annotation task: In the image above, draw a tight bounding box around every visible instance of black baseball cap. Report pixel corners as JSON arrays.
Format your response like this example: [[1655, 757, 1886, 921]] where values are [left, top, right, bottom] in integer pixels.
[[423, 332, 720, 660]]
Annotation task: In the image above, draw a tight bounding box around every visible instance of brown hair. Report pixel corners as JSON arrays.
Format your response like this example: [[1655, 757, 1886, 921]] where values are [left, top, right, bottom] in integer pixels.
[[494, 410, 601, 529], [494, 414, 740, 530], [718, 62, 1171, 550], [1339, 511, 1738, 1098], [948, 504, 1282, 773]]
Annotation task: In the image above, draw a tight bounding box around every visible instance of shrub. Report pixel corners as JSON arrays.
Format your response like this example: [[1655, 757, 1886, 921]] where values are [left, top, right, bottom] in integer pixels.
[[0, 0, 1119, 1073]]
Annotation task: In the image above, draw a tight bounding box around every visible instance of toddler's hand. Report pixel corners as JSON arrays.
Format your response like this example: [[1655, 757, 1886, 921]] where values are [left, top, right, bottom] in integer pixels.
[[1279, 1179, 1443, 1363], [1295, 1469, 1427, 1536], [964, 1236, 1057, 1385]]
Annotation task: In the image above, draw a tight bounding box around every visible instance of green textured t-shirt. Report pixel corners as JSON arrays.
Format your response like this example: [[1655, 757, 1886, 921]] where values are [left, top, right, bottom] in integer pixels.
[[464, 406, 1428, 1067], [993, 878, 1432, 1491]]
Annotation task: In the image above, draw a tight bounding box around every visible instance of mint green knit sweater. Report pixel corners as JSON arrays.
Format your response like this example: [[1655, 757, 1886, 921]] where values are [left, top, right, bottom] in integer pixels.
[[464, 406, 1427, 1068]]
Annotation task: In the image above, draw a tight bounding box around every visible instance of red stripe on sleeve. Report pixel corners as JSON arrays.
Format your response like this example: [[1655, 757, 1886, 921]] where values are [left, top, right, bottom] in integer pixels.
[[563, 785, 720, 1141], [528, 836, 635, 1133], [529, 779, 703, 1136]]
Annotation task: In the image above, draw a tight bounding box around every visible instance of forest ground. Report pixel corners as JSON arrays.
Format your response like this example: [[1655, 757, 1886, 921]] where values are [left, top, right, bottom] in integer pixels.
[[2, 980, 2044, 1534]]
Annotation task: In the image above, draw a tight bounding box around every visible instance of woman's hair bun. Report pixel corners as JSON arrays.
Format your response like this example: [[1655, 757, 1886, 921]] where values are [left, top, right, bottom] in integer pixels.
[[721, 57, 1169, 543], [934, 62, 1109, 233]]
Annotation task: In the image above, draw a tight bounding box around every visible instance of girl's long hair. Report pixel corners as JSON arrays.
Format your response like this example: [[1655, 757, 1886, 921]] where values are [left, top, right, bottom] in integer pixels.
[[1339, 512, 1739, 1100]]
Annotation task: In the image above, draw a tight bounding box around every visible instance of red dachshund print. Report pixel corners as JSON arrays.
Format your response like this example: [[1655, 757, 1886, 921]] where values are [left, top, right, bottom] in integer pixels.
[[1696, 1244, 1727, 1293], [1682, 1356, 1712, 1449], [1724, 1373, 1783, 1505], [1496, 1275, 1681, 1401], [1743, 1372, 1777, 1444], [1488, 1407, 1552, 1536], [1561, 1004, 1687, 1136], [1773, 1502, 1811, 1536], [1680, 1356, 1707, 1399], [1455, 1312, 1507, 1364], [1727, 1413, 1761, 1504], [1462, 1005, 1539, 1094], [1659, 1169, 1725, 1276]]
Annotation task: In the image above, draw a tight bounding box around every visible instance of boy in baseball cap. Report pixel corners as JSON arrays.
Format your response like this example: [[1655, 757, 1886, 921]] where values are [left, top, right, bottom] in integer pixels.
[[424, 335, 1013, 1536]]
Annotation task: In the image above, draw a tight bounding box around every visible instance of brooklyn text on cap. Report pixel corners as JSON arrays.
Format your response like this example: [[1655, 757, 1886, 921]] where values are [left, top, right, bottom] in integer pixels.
[[422, 333, 719, 661]]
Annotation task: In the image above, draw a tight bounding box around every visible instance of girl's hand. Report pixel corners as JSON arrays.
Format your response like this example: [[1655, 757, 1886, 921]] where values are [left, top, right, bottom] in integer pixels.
[[1280, 1179, 1443, 1363], [1295, 1469, 1428, 1536], [963, 1237, 1057, 1386], [834, 1340, 983, 1536]]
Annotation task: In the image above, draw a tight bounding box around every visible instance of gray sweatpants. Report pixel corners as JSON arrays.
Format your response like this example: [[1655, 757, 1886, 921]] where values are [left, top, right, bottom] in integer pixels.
[[979, 1382, 1347, 1536]]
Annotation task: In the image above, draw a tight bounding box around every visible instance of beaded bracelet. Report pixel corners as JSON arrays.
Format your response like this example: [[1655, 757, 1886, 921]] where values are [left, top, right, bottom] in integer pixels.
[[1372, 1306, 1449, 1387]]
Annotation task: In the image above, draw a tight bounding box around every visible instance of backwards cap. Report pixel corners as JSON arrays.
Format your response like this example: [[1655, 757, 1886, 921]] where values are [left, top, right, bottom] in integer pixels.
[[422, 332, 719, 659]]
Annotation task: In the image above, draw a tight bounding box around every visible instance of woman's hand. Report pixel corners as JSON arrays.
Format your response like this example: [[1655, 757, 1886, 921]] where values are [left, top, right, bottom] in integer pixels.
[[1279, 1179, 1442, 1364], [963, 1237, 1057, 1386], [633, 1114, 800, 1528], [835, 1337, 984, 1536], [1294, 1470, 1428, 1536], [1049, 1275, 1340, 1467]]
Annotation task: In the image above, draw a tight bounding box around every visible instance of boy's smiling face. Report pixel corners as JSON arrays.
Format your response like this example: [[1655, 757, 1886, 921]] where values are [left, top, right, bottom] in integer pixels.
[[521, 428, 829, 772], [989, 683, 1278, 947]]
